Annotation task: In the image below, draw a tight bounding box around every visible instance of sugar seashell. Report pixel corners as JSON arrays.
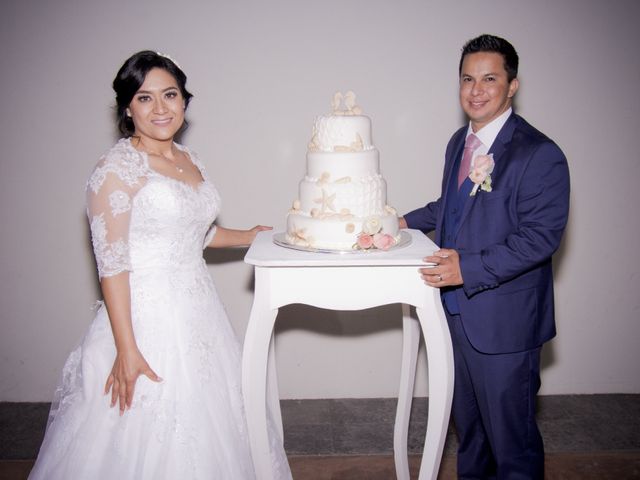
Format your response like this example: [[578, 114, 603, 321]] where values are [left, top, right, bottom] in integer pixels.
[[344, 91, 356, 110], [331, 92, 343, 113], [384, 205, 397, 215], [350, 134, 363, 151], [333, 145, 354, 153]]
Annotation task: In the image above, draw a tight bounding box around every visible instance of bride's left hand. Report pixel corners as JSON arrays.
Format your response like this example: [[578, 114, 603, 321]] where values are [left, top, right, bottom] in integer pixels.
[[247, 225, 272, 244], [207, 225, 272, 248], [104, 347, 162, 415]]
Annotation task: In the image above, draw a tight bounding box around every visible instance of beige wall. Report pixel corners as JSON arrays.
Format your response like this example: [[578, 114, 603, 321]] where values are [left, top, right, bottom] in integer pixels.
[[1, 0, 639, 401]]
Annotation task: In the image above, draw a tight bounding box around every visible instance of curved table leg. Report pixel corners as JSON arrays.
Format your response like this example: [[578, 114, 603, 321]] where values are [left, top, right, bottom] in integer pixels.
[[394, 303, 421, 480], [267, 333, 284, 441], [416, 288, 454, 480], [242, 278, 280, 480]]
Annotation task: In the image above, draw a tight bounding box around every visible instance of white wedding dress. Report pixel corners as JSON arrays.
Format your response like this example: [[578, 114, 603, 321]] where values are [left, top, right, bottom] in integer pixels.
[[29, 138, 291, 480]]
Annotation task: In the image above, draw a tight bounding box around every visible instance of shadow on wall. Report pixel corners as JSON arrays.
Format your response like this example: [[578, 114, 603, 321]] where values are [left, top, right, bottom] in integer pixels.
[[541, 189, 573, 372], [203, 245, 248, 265], [275, 303, 404, 338], [81, 212, 102, 301]]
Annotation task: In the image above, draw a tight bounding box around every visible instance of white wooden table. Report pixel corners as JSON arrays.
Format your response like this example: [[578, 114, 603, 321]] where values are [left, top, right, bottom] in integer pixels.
[[242, 229, 453, 480]]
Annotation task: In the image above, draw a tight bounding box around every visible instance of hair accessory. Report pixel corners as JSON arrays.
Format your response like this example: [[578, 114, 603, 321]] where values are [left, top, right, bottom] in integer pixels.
[[156, 51, 182, 70]]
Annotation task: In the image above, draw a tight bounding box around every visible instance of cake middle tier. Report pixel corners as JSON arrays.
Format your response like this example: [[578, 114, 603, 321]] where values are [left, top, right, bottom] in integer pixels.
[[298, 173, 387, 218], [306, 149, 380, 178]]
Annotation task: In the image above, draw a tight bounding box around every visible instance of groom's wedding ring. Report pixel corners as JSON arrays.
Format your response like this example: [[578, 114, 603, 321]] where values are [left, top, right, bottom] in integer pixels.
[[438, 274, 443, 282]]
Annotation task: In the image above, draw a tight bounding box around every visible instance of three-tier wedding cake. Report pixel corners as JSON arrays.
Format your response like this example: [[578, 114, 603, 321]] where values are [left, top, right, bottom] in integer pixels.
[[284, 92, 400, 251]]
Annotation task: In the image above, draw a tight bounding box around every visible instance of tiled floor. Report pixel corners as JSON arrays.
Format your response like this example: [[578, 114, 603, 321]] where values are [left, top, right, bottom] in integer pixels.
[[281, 395, 640, 456], [1, 395, 639, 479]]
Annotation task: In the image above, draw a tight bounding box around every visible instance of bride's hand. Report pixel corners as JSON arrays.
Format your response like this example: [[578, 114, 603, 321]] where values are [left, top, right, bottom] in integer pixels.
[[247, 225, 272, 244], [207, 225, 273, 248], [104, 348, 162, 415]]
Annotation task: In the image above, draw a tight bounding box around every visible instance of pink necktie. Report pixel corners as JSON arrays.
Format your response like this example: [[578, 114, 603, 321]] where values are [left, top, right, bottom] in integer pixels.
[[458, 133, 482, 189]]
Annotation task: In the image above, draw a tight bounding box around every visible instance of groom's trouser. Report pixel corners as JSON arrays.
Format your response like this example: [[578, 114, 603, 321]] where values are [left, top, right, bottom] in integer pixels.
[[446, 312, 544, 480]]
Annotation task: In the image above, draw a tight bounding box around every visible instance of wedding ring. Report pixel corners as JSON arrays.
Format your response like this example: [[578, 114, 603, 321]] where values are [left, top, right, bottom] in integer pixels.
[[438, 274, 443, 282]]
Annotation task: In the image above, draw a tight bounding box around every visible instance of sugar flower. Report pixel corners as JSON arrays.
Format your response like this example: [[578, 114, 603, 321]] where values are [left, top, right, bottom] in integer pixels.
[[356, 233, 374, 249], [373, 233, 395, 251], [362, 216, 382, 235]]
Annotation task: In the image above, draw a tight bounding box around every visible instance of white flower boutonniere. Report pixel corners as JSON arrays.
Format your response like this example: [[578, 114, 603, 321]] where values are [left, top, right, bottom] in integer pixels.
[[469, 154, 495, 196]]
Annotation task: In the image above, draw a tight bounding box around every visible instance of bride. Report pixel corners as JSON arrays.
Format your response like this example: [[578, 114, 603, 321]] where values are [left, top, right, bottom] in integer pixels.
[[29, 50, 292, 479]]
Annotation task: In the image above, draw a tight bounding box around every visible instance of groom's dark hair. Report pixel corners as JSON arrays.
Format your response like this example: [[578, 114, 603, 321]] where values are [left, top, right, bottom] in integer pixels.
[[459, 34, 519, 82]]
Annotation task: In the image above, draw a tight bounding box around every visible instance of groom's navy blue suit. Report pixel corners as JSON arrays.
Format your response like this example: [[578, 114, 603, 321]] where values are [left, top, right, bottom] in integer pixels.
[[405, 113, 570, 478]]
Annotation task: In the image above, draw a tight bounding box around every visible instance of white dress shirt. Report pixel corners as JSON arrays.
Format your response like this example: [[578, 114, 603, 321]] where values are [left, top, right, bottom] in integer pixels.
[[465, 107, 512, 165]]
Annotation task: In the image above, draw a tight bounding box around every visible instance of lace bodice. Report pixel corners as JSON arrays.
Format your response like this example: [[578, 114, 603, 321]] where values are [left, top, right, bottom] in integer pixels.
[[87, 138, 221, 278]]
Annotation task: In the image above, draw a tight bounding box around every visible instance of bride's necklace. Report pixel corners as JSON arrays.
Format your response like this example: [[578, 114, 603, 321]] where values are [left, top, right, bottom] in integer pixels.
[[153, 150, 184, 174], [134, 137, 184, 173], [162, 155, 184, 173]]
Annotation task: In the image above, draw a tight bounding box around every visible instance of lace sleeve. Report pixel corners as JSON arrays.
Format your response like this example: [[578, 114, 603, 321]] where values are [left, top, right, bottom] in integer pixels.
[[86, 142, 147, 278]]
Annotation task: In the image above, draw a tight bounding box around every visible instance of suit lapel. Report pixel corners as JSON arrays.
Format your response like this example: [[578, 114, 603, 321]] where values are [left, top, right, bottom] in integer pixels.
[[443, 134, 465, 191]]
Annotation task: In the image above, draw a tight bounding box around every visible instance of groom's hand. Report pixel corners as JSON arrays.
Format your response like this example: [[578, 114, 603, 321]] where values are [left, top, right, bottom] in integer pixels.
[[421, 248, 463, 287]]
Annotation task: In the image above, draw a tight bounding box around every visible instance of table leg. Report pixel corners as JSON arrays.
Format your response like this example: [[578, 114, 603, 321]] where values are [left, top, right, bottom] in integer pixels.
[[267, 333, 284, 441], [242, 288, 280, 480], [394, 303, 421, 480], [415, 288, 454, 480]]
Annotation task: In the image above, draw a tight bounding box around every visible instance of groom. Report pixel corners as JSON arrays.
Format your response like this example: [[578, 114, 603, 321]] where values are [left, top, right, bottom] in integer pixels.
[[400, 34, 570, 478]]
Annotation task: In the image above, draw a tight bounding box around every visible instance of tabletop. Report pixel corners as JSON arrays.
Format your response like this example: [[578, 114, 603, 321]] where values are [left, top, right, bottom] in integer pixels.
[[245, 229, 438, 267]]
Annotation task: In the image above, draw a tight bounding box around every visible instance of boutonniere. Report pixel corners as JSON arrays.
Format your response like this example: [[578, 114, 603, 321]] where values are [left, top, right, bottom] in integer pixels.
[[469, 154, 495, 196]]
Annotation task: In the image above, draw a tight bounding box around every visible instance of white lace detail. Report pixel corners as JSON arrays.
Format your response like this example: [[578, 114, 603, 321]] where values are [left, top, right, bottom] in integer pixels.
[[87, 139, 148, 194], [29, 138, 292, 480], [89, 214, 131, 277], [108, 190, 131, 216]]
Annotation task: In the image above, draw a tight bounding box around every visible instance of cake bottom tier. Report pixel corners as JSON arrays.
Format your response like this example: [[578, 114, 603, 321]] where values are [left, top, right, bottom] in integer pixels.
[[285, 212, 400, 251]]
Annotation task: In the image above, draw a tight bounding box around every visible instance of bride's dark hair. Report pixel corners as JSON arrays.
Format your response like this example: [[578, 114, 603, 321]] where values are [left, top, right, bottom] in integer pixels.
[[112, 50, 194, 137]]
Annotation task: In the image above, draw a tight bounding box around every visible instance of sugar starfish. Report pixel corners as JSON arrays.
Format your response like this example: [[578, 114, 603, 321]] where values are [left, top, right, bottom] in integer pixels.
[[313, 188, 336, 213]]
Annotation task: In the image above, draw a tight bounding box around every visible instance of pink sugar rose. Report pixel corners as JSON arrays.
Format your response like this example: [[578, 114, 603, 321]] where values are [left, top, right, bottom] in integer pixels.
[[373, 233, 395, 250], [356, 233, 374, 249]]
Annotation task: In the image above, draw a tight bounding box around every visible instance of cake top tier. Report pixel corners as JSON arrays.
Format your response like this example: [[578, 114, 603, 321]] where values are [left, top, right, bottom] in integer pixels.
[[308, 91, 374, 153]]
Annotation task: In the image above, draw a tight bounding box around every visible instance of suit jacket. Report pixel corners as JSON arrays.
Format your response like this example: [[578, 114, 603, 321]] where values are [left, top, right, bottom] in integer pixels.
[[404, 113, 570, 354]]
